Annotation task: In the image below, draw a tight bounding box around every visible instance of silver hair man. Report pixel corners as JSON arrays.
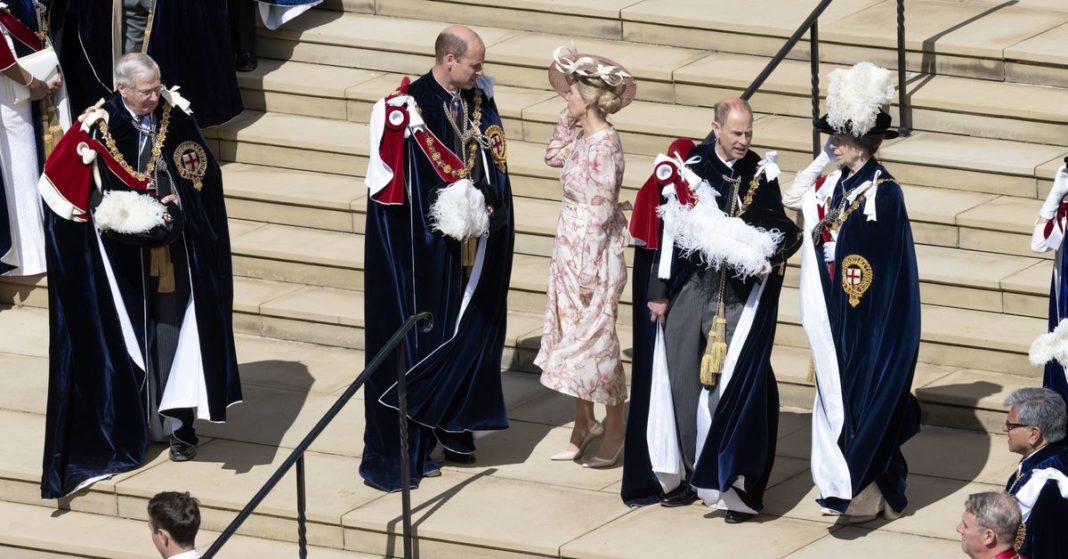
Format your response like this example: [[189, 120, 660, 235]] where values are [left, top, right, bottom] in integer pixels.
[[114, 52, 161, 89], [1005, 387, 1067, 443]]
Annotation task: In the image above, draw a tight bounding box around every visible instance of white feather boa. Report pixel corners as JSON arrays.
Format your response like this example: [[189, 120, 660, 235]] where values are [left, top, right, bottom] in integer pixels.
[[429, 179, 489, 240], [657, 182, 782, 279], [93, 190, 167, 234], [1030, 318, 1068, 367], [826, 62, 895, 138]]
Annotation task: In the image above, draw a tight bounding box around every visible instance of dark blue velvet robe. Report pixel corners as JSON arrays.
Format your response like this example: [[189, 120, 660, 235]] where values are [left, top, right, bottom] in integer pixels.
[[40, 94, 241, 499], [361, 73, 513, 492], [48, 0, 242, 126], [815, 159, 921, 514], [622, 144, 799, 510], [1007, 441, 1068, 559], [1043, 247, 1068, 403]]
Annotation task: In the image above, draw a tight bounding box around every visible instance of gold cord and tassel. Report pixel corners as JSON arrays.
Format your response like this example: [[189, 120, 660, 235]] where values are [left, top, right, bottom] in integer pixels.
[[461, 237, 477, 273], [700, 271, 730, 387], [39, 96, 62, 158], [149, 246, 175, 293], [807, 358, 816, 384]]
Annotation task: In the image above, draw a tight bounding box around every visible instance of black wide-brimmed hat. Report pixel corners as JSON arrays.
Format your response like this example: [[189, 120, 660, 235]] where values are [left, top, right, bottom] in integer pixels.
[[816, 109, 899, 139]]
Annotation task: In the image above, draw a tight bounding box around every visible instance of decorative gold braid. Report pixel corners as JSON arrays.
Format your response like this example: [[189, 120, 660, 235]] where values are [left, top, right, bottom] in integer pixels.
[[739, 169, 765, 215], [97, 103, 173, 186]]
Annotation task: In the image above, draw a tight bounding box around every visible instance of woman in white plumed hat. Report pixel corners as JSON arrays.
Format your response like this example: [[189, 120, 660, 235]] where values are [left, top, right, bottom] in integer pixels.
[[786, 62, 921, 522], [535, 46, 635, 468]]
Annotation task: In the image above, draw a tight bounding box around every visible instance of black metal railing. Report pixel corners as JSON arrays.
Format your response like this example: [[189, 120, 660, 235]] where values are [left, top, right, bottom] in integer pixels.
[[202, 311, 433, 559], [708, 0, 910, 154]]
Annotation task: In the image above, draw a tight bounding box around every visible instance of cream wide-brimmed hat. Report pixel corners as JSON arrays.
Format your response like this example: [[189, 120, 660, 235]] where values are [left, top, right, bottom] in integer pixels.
[[547, 46, 637, 109]]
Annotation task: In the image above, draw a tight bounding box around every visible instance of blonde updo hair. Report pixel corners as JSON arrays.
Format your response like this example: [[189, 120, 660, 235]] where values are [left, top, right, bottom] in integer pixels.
[[573, 76, 625, 116]]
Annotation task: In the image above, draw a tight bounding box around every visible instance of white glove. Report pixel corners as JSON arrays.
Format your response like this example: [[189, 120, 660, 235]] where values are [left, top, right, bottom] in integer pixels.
[[1039, 164, 1068, 220], [783, 138, 835, 210], [822, 241, 836, 263]]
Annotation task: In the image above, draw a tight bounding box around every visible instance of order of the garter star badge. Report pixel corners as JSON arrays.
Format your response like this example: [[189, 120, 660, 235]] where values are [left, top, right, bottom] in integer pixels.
[[485, 124, 507, 172], [173, 141, 208, 191], [841, 254, 873, 308]]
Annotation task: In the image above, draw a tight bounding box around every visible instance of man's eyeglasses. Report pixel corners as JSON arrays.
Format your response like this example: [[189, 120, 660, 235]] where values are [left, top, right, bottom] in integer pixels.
[[1003, 420, 1032, 432]]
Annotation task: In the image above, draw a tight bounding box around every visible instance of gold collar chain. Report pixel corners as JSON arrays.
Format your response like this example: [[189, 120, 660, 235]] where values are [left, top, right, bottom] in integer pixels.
[[97, 103, 173, 185], [440, 89, 484, 179]]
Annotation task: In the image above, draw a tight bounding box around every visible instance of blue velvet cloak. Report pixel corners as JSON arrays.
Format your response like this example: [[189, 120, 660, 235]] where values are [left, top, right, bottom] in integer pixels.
[[361, 73, 513, 492], [622, 145, 799, 510], [1006, 441, 1068, 559], [48, 0, 242, 126], [40, 93, 241, 499], [814, 159, 921, 514], [1043, 244, 1068, 402]]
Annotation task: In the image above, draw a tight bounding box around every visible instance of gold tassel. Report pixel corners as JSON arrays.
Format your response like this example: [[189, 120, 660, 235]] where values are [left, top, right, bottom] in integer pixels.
[[39, 97, 63, 159], [700, 309, 728, 386], [1014, 522, 1027, 553], [149, 246, 175, 293], [461, 236, 477, 270]]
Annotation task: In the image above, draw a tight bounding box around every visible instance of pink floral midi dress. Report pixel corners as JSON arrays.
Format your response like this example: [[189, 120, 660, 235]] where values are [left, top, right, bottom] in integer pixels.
[[534, 112, 629, 406]]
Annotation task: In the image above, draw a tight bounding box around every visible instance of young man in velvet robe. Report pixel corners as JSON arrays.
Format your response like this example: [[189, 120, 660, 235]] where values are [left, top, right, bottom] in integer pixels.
[[361, 25, 514, 492], [38, 53, 240, 499], [623, 99, 800, 522]]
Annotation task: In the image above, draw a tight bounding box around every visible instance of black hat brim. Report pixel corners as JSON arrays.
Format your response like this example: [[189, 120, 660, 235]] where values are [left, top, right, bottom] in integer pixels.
[[815, 111, 899, 140]]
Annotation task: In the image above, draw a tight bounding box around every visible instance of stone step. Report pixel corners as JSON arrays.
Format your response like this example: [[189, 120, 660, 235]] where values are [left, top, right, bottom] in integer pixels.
[[210, 107, 1067, 209], [240, 53, 1068, 146], [0, 500, 379, 559], [356, 0, 1068, 84]]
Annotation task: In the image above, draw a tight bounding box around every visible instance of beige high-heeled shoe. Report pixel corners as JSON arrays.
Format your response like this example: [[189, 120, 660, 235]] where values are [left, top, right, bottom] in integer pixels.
[[550, 421, 604, 461], [583, 443, 624, 469]]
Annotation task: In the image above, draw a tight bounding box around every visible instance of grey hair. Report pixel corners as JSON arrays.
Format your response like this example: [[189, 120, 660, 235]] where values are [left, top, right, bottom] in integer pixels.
[[1005, 387, 1067, 443], [114, 53, 160, 89], [964, 492, 1021, 545]]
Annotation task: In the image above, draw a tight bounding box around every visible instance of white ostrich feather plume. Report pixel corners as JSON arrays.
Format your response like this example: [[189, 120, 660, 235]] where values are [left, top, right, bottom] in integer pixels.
[[826, 62, 895, 138], [657, 183, 781, 280], [94, 190, 166, 234], [429, 179, 489, 241], [1029, 318, 1068, 367]]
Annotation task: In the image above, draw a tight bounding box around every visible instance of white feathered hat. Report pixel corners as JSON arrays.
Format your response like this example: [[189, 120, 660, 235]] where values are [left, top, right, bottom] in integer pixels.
[[816, 62, 898, 139]]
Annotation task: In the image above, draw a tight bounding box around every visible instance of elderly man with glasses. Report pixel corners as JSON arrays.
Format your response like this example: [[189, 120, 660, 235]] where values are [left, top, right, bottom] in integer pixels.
[[1003, 387, 1068, 559]]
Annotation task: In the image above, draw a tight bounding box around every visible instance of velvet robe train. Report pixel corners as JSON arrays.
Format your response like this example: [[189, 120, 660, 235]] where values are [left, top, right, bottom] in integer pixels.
[[40, 94, 241, 499], [361, 73, 514, 492], [48, 0, 242, 126]]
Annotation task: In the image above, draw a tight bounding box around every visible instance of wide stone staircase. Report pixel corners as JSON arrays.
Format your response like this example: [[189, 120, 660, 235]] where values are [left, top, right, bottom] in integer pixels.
[[2, 0, 1068, 556]]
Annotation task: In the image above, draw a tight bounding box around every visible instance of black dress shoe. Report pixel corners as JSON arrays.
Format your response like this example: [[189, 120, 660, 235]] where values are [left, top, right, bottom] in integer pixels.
[[660, 485, 698, 507], [235, 51, 258, 72], [443, 449, 476, 464], [168, 436, 197, 462], [724, 510, 756, 524]]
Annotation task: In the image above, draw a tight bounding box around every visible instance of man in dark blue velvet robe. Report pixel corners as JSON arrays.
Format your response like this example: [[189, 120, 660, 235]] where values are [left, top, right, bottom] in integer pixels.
[[623, 99, 799, 522], [360, 25, 513, 492], [47, 0, 242, 126], [38, 53, 241, 499], [1004, 387, 1068, 559], [1029, 161, 1068, 404]]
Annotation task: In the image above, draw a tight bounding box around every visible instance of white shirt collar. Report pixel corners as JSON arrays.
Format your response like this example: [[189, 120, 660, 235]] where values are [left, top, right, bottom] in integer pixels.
[[168, 550, 199, 559], [713, 144, 736, 169]]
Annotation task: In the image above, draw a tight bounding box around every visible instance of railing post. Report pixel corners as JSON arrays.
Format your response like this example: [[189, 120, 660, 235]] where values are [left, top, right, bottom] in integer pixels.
[[296, 455, 307, 559], [896, 0, 909, 137], [809, 19, 821, 157], [396, 344, 414, 559]]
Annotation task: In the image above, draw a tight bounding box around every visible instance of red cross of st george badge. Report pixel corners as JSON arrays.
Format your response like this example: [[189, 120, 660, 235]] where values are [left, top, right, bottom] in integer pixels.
[[173, 141, 208, 191]]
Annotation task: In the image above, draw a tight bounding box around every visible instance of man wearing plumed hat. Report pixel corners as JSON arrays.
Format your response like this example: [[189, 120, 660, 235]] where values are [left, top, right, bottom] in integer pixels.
[[623, 97, 800, 522]]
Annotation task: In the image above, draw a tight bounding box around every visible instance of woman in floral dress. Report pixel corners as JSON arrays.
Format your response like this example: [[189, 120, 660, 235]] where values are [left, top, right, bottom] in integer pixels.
[[535, 47, 636, 468]]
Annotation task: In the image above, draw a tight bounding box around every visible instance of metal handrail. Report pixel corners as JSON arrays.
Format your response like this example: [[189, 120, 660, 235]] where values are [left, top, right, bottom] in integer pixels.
[[202, 311, 434, 559], [706, 0, 911, 153]]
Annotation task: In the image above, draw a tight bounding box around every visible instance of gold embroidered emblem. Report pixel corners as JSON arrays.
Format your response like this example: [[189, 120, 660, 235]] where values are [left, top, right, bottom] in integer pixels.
[[485, 124, 507, 172], [841, 254, 873, 308], [173, 141, 208, 191]]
